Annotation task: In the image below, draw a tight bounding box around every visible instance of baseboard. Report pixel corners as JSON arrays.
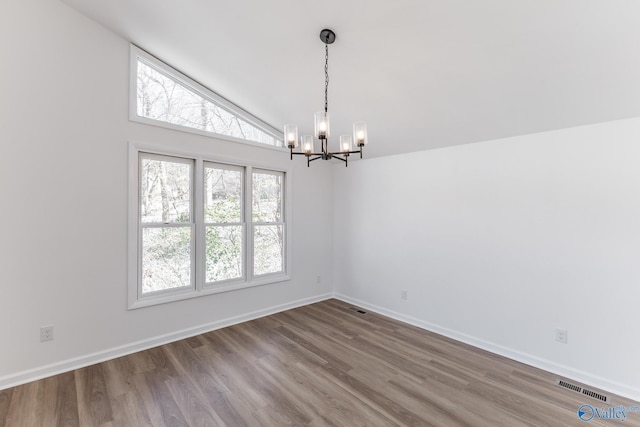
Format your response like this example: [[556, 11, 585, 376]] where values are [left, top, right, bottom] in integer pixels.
[[0, 293, 333, 391], [334, 293, 640, 403]]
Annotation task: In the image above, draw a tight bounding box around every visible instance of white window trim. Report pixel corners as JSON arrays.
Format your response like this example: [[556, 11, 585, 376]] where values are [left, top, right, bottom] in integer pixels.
[[128, 141, 293, 310], [129, 44, 285, 151]]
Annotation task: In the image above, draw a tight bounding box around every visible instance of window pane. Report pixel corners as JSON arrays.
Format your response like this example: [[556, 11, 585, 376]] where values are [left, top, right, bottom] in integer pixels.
[[206, 226, 243, 283], [254, 225, 283, 276], [137, 60, 279, 146], [252, 172, 282, 223], [142, 227, 192, 293], [205, 166, 242, 223], [140, 157, 191, 223]]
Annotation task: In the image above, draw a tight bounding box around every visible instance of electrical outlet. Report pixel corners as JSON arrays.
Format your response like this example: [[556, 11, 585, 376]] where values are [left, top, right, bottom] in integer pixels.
[[401, 290, 408, 300], [556, 328, 568, 344], [40, 325, 54, 342], [316, 275, 321, 284]]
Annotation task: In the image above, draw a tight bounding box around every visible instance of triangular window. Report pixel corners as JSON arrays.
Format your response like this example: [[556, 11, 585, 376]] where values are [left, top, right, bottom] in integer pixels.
[[131, 45, 283, 147]]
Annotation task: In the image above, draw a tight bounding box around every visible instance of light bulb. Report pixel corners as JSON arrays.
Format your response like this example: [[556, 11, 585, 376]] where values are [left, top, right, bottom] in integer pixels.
[[284, 123, 298, 148], [301, 135, 313, 154]]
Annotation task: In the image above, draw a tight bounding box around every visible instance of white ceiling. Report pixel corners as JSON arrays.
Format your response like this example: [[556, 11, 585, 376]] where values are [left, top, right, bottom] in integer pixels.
[[62, 0, 640, 159]]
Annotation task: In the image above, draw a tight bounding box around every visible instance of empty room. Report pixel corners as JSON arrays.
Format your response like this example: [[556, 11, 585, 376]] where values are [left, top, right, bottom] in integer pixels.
[[1, 0, 639, 425]]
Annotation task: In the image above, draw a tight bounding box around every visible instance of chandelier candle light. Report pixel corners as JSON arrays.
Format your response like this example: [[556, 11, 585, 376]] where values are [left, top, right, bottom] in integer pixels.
[[285, 29, 368, 167]]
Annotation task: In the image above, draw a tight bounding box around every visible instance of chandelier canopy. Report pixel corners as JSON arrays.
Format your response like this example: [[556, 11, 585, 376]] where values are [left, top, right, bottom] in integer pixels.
[[285, 29, 368, 167]]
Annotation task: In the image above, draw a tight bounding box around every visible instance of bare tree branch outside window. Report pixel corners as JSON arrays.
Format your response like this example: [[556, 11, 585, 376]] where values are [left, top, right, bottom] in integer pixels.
[[137, 60, 279, 146]]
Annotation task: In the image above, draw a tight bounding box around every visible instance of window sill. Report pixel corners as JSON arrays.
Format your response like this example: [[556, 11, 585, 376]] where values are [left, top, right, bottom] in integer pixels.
[[128, 273, 292, 310]]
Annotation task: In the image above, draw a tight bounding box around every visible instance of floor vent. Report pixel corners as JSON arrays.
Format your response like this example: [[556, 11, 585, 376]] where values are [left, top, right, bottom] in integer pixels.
[[582, 389, 610, 403], [348, 307, 367, 315], [557, 380, 582, 393], [555, 379, 610, 403]]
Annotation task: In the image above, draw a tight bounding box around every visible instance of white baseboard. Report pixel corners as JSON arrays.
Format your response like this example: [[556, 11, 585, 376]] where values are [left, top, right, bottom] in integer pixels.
[[0, 293, 333, 391], [334, 293, 640, 403]]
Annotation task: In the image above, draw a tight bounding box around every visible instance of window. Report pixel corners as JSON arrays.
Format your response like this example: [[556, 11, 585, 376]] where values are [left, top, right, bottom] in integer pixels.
[[130, 45, 284, 148], [139, 154, 194, 295], [204, 163, 245, 284], [252, 170, 285, 276], [129, 144, 291, 309]]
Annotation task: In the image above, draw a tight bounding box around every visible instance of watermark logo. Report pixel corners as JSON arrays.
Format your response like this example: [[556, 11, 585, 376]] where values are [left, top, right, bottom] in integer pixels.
[[578, 404, 640, 423], [578, 405, 595, 422]]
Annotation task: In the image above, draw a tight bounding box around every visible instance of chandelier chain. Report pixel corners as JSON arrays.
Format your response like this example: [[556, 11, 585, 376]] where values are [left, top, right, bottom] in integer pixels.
[[324, 43, 329, 113]]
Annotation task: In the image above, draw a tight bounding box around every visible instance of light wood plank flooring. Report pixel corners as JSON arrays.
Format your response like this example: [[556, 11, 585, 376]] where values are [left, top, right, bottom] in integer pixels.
[[1, 299, 638, 426]]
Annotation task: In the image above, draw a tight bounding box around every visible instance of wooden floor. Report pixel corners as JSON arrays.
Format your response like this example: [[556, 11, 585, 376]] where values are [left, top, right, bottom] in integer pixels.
[[1, 299, 638, 426]]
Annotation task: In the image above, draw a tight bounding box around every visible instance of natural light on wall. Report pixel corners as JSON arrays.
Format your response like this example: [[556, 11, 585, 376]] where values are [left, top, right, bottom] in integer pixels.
[[130, 45, 283, 148]]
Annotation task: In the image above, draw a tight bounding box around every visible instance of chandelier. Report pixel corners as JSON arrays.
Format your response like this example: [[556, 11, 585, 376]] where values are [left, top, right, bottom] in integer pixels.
[[285, 29, 368, 167]]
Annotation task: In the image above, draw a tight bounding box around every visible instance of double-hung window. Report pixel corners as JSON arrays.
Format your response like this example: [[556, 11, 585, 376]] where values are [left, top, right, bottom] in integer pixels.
[[139, 154, 194, 294], [129, 146, 291, 309], [204, 163, 245, 284], [252, 170, 285, 276]]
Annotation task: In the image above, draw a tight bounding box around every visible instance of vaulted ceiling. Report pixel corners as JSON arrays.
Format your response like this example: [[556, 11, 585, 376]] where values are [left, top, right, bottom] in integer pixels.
[[62, 0, 640, 158]]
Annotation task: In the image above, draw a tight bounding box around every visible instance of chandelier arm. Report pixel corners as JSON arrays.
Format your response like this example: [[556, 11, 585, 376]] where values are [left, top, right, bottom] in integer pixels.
[[330, 154, 348, 167], [329, 148, 362, 155], [290, 150, 324, 156], [308, 154, 323, 167]]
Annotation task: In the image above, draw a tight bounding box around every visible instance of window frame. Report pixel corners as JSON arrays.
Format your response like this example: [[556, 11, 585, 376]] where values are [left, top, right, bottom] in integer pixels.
[[138, 153, 196, 298], [128, 141, 292, 309], [203, 161, 246, 287], [251, 169, 287, 278], [129, 44, 285, 150]]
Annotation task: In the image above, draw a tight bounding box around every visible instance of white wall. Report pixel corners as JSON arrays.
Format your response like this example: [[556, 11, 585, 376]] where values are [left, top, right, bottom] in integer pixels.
[[0, 0, 334, 388], [333, 118, 640, 401]]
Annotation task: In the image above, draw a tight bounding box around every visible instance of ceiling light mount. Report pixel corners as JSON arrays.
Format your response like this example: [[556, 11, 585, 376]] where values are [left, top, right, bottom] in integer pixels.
[[319, 28, 336, 45], [285, 28, 368, 167]]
